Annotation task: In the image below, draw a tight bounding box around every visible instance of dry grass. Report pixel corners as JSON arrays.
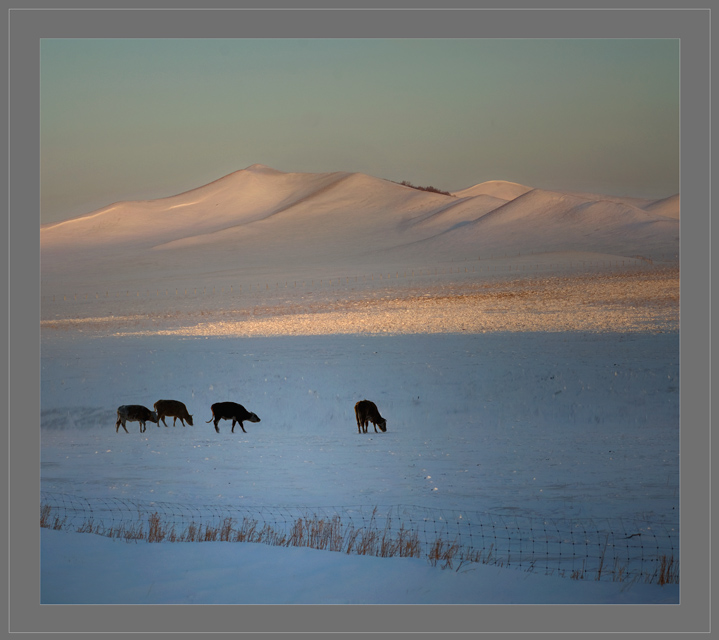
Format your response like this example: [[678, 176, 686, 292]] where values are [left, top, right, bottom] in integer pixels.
[[40, 503, 678, 582], [40, 504, 66, 531], [655, 555, 679, 585], [428, 538, 461, 570], [573, 555, 678, 585]]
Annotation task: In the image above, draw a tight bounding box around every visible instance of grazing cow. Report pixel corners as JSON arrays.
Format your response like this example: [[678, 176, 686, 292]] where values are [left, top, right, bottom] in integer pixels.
[[154, 399, 194, 427], [355, 400, 387, 434], [115, 405, 159, 433], [206, 402, 261, 434]]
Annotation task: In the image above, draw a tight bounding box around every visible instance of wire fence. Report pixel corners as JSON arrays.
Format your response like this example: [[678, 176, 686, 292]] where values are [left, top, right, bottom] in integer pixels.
[[40, 491, 678, 583]]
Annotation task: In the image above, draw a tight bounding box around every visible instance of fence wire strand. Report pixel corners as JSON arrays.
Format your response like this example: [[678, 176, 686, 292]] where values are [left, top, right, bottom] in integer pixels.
[[40, 491, 677, 582]]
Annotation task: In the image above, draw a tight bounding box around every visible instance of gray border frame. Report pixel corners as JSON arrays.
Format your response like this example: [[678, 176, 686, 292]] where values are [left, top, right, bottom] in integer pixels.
[[7, 2, 711, 636]]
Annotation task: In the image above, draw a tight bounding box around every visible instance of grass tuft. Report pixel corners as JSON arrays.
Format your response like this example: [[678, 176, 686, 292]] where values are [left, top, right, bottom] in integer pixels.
[[40, 503, 678, 582], [655, 555, 679, 585]]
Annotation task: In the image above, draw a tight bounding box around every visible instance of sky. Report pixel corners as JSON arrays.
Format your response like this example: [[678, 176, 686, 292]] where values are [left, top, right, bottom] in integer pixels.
[[40, 38, 679, 225]]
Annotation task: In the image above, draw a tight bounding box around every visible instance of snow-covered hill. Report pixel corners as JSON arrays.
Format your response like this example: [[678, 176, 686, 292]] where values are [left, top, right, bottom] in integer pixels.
[[40, 164, 679, 297], [396, 188, 679, 259]]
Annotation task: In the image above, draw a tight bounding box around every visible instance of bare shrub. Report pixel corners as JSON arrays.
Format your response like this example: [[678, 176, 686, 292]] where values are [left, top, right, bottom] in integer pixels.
[[655, 555, 679, 585], [40, 504, 66, 531], [595, 534, 610, 581], [344, 527, 361, 556], [40, 505, 51, 528], [76, 519, 99, 535], [181, 522, 199, 542], [124, 521, 147, 541], [147, 512, 165, 543], [234, 517, 259, 543], [428, 538, 460, 570], [396, 179, 453, 196], [571, 560, 586, 580], [395, 524, 422, 558], [219, 517, 234, 542]]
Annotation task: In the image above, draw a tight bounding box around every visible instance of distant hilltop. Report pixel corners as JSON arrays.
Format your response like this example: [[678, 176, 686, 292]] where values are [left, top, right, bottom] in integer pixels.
[[41, 164, 679, 292]]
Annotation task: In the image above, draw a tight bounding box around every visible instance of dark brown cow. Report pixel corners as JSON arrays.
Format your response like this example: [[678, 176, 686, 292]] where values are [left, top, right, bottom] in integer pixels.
[[355, 400, 387, 434], [154, 399, 194, 427], [115, 405, 159, 433], [206, 402, 261, 433]]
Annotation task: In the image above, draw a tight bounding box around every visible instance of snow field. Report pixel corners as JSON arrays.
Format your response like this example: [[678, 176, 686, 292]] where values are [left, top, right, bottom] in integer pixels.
[[38, 162, 680, 604], [41, 264, 678, 336], [41, 332, 679, 527], [40, 527, 679, 606], [40, 330, 680, 604]]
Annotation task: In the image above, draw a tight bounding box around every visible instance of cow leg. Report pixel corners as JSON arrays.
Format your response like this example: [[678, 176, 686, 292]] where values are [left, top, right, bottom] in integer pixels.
[[160, 415, 168, 427], [173, 417, 177, 427], [116, 417, 126, 433], [140, 421, 146, 433], [214, 419, 220, 434], [238, 421, 247, 433]]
